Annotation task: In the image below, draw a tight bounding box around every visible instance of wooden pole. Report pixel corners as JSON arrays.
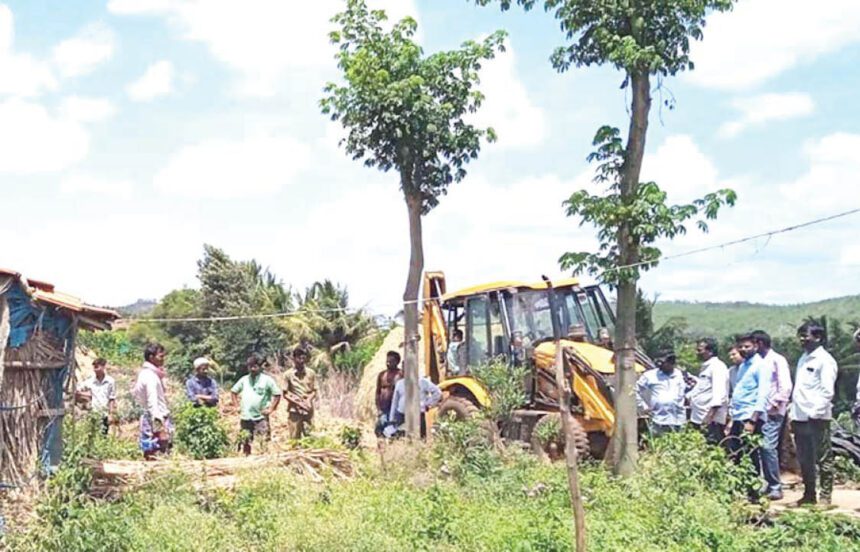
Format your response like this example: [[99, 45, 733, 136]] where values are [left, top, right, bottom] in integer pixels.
[[543, 276, 587, 552]]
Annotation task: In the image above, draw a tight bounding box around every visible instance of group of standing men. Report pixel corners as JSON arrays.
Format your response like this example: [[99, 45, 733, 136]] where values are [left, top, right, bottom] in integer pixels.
[[637, 322, 860, 506], [374, 350, 442, 439], [96, 343, 320, 459]]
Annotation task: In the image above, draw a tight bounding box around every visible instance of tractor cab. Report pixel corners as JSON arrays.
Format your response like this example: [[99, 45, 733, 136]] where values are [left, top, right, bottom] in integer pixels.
[[424, 275, 617, 378]]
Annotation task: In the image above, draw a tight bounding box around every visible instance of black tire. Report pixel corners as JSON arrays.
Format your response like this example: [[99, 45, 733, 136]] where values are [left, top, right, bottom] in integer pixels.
[[437, 396, 481, 421], [531, 413, 591, 461], [435, 396, 498, 442]]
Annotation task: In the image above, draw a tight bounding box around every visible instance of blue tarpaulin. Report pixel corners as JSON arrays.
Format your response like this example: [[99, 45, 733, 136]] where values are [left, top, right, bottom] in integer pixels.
[[4, 282, 71, 348]]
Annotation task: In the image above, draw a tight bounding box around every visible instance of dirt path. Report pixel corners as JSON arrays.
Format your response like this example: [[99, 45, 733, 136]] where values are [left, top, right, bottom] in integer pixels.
[[770, 473, 860, 518]]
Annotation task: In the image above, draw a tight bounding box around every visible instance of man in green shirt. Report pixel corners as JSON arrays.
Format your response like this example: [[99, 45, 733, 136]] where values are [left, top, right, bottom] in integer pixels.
[[231, 354, 282, 455], [284, 347, 317, 440]]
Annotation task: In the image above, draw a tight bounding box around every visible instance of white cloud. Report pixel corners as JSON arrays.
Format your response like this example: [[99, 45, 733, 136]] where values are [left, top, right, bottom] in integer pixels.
[[472, 39, 547, 150], [126, 60, 174, 102], [0, 5, 56, 97], [688, 0, 860, 90], [262, 172, 596, 312], [779, 133, 860, 214], [153, 133, 311, 199], [640, 135, 722, 202], [638, 132, 860, 303], [840, 245, 860, 266], [0, 99, 89, 173], [718, 93, 815, 138], [52, 23, 115, 78], [59, 96, 116, 123], [5, 213, 202, 306], [60, 173, 133, 199], [109, 0, 419, 97]]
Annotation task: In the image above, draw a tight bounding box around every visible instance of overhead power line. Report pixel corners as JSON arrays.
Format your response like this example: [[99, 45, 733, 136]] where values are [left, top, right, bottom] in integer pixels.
[[604, 206, 860, 275], [118, 205, 860, 325]]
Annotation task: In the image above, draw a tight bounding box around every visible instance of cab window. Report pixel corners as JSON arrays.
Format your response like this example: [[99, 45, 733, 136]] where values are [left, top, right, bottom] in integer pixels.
[[466, 296, 490, 367]]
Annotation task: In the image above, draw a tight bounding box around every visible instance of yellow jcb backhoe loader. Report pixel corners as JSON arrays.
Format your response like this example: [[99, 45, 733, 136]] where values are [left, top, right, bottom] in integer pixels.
[[422, 271, 651, 458]]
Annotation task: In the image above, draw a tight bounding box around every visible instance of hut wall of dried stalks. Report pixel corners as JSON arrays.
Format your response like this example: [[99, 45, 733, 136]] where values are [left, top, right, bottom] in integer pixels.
[[0, 331, 69, 486]]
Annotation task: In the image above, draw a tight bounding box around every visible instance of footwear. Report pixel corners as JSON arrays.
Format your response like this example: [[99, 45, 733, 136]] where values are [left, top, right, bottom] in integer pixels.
[[792, 497, 816, 508], [766, 490, 784, 501], [817, 497, 837, 511]]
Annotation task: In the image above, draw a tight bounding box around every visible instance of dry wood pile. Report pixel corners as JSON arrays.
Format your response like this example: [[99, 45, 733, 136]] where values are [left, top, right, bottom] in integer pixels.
[[86, 449, 354, 498]]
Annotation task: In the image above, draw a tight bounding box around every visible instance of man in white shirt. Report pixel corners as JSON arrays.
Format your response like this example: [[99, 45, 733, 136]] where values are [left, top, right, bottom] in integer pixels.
[[636, 350, 687, 438], [388, 374, 442, 439], [132, 343, 172, 459], [687, 339, 729, 445], [789, 322, 838, 507], [76, 357, 117, 435], [752, 330, 793, 500]]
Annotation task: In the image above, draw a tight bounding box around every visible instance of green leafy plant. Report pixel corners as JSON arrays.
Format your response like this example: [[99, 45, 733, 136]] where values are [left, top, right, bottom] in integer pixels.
[[174, 402, 230, 460], [338, 426, 362, 450], [471, 357, 528, 430], [433, 417, 501, 480], [532, 413, 562, 446]]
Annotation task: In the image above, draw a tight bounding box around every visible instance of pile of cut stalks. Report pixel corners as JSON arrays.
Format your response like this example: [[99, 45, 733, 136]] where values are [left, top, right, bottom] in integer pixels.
[[86, 449, 354, 499]]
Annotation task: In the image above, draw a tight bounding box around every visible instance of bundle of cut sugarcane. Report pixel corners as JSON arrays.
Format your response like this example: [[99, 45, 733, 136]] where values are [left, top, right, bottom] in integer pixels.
[[85, 449, 354, 498]]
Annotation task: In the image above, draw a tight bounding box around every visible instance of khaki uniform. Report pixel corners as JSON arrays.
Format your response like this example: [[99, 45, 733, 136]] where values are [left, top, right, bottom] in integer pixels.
[[285, 367, 316, 439]]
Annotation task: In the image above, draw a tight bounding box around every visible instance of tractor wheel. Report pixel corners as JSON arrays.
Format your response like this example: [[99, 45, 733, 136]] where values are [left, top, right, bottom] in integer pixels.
[[437, 396, 481, 421], [435, 396, 498, 442], [531, 413, 591, 462]]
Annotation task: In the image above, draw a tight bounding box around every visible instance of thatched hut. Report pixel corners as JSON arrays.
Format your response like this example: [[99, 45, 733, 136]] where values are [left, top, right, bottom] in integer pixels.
[[0, 268, 117, 487]]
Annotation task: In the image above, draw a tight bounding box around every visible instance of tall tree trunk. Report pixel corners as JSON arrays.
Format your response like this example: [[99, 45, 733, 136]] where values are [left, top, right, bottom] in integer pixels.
[[402, 192, 424, 440], [610, 70, 651, 477]]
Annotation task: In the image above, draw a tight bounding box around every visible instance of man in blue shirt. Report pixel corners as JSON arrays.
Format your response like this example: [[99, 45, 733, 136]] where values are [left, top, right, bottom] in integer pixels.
[[636, 350, 687, 438], [186, 357, 219, 407], [728, 333, 768, 497]]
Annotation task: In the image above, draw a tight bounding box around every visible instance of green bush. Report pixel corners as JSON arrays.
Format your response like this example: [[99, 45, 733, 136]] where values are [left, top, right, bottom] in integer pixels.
[[77, 329, 138, 367], [174, 402, 230, 459], [471, 357, 528, 427], [433, 416, 501, 480], [338, 426, 362, 450]]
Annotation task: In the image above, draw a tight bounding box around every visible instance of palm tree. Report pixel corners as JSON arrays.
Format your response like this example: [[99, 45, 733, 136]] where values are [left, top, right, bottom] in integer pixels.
[[285, 281, 376, 374]]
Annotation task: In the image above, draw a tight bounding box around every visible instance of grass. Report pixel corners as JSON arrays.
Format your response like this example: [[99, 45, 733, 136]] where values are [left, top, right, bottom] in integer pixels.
[[6, 424, 860, 551]]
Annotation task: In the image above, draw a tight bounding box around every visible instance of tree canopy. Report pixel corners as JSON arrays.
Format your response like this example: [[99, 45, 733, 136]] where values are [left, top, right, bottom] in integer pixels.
[[321, 0, 506, 211]]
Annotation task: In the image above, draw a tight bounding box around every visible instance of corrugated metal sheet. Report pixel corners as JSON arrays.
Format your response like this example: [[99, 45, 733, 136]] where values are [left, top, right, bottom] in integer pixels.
[[0, 268, 118, 327]]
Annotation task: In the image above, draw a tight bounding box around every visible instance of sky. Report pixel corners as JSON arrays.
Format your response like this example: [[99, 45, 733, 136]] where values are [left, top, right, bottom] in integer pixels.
[[1, 0, 859, 314]]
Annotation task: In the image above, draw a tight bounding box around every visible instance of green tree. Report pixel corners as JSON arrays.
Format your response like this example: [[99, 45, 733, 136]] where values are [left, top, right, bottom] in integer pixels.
[[477, 0, 737, 476], [203, 246, 291, 378], [321, 0, 505, 438], [287, 280, 376, 375]]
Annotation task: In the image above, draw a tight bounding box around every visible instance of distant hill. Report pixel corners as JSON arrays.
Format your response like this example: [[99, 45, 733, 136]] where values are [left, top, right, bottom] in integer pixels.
[[652, 295, 860, 338], [114, 299, 157, 318]]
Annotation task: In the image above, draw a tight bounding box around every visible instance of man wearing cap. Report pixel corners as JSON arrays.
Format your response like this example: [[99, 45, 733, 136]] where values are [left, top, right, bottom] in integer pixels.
[[186, 357, 219, 408], [636, 350, 687, 438]]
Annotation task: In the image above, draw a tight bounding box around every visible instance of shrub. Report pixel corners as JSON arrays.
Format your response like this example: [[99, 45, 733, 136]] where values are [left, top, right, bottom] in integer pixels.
[[338, 426, 362, 450], [471, 357, 528, 438], [433, 416, 501, 480], [174, 402, 230, 459], [77, 329, 138, 367]]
